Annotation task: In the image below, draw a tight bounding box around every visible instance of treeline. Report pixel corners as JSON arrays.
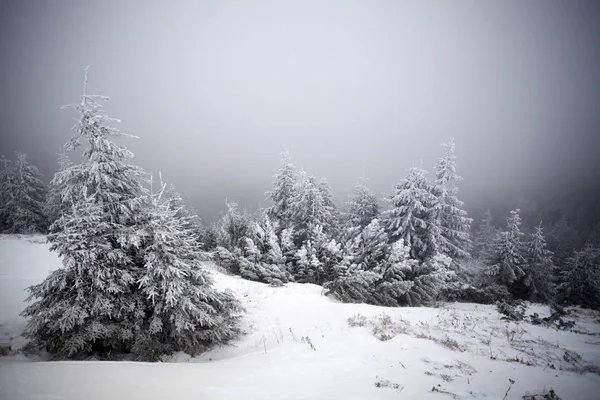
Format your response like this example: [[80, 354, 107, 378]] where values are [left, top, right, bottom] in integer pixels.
[[204, 147, 600, 310]]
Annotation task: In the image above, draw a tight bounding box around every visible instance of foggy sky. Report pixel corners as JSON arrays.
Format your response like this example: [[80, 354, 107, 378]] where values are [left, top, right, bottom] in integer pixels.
[[1, 0, 599, 222]]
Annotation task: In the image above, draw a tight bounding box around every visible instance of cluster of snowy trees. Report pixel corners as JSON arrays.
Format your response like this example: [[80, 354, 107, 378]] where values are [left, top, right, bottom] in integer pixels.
[[469, 207, 600, 308], [19, 69, 242, 360], [208, 142, 600, 310], [208, 141, 471, 306]]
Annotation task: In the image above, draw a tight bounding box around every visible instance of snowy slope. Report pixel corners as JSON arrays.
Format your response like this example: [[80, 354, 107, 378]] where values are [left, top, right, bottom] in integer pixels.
[[1, 235, 599, 400]]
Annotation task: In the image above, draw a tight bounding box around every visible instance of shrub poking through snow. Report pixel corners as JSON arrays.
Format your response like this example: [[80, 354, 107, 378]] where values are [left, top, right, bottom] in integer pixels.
[[347, 313, 410, 341], [347, 314, 367, 327]]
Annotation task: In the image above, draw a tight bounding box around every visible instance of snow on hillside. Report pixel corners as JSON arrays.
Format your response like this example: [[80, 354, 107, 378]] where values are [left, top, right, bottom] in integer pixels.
[[1, 235, 600, 400]]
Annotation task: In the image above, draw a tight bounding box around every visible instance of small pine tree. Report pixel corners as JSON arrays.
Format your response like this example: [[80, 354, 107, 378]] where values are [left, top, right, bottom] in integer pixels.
[[2, 152, 48, 233], [377, 242, 452, 306], [220, 201, 252, 250], [486, 209, 526, 288], [384, 166, 437, 261], [265, 149, 298, 230], [556, 245, 600, 309], [290, 172, 336, 242], [323, 267, 382, 304], [317, 177, 339, 234], [345, 219, 389, 272], [375, 240, 417, 306], [520, 222, 555, 302], [135, 178, 242, 359], [432, 140, 472, 264], [345, 176, 379, 230]]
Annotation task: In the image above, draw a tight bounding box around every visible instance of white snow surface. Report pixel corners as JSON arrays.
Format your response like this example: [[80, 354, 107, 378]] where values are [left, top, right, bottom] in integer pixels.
[[1, 234, 599, 400]]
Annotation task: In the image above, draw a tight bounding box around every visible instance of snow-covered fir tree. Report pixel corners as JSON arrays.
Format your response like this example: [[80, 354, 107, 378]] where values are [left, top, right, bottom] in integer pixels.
[[377, 241, 453, 306], [219, 200, 253, 250], [325, 239, 452, 307], [555, 245, 600, 310], [22, 68, 148, 358], [265, 149, 297, 230], [384, 166, 437, 261], [236, 217, 292, 284], [345, 176, 379, 231], [163, 182, 204, 239], [1, 152, 48, 233], [519, 222, 554, 302], [289, 171, 336, 242], [292, 224, 342, 284], [317, 177, 339, 234], [343, 218, 389, 273], [22, 68, 242, 360], [432, 140, 472, 264], [485, 209, 526, 288], [373, 240, 418, 306], [134, 177, 242, 359]]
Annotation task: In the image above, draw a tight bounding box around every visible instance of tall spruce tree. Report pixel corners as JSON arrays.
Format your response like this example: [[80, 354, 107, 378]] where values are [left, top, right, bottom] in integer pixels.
[[433, 140, 472, 264], [345, 176, 379, 231], [265, 149, 297, 230], [384, 166, 437, 261], [521, 222, 554, 302], [290, 171, 336, 242], [485, 209, 526, 288], [22, 67, 148, 358]]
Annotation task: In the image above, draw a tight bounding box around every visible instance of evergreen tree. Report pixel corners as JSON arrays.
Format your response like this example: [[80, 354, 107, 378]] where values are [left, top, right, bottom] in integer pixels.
[[135, 179, 242, 359], [292, 224, 342, 284], [344, 218, 389, 272], [432, 140, 472, 264], [290, 172, 336, 242], [236, 217, 292, 284], [265, 149, 297, 230], [22, 68, 148, 358], [220, 201, 252, 250], [345, 176, 379, 230], [556, 245, 600, 309], [521, 222, 554, 302], [163, 182, 204, 239], [485, 209, 526, 288], [377, 242, 452, 306], [384, 166, 437, 261], [317, 177, 339, 234], [23, 69, 242, 360], [2, 152, 48, 233], [374, 240, 418, 306]]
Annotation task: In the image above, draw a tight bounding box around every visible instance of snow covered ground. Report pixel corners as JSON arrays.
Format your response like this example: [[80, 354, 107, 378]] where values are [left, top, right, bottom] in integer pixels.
[[1, 235, 599, 400]]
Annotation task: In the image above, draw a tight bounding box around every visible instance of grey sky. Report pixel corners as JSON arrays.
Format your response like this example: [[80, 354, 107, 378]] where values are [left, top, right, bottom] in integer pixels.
[[1, 0, 599, 221]]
